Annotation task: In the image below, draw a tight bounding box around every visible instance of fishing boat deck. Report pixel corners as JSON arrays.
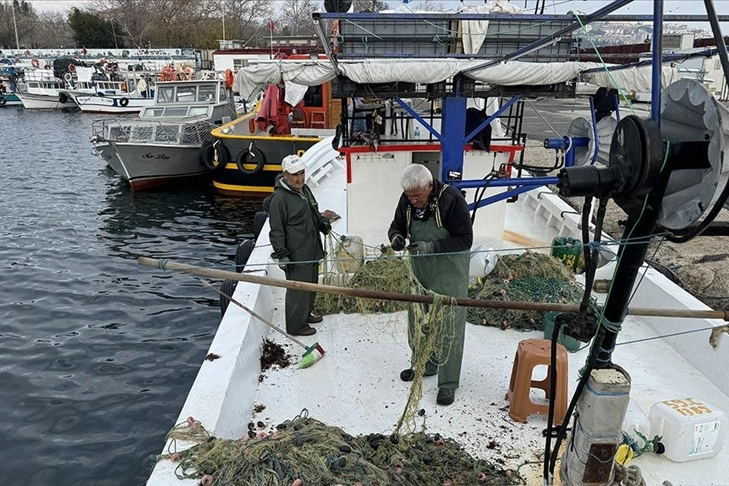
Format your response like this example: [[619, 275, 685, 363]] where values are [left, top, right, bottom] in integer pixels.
[[147, 160, 729, 485]]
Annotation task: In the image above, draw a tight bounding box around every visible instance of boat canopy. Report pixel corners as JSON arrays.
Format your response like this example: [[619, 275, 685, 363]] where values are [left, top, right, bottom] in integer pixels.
[[232, 58, 681, 101]]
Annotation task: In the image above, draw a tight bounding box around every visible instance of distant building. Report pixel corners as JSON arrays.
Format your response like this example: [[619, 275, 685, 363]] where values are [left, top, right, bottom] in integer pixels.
[[214, 37, 322, 73]]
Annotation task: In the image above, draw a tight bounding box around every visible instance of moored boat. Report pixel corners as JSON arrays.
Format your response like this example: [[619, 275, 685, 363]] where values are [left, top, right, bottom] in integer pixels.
[[90, 79, 237, 191], [207, 56, 339, 197]]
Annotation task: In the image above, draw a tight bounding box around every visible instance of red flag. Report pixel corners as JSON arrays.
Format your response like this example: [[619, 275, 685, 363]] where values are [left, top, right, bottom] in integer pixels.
[[269, 20, 275, 31]]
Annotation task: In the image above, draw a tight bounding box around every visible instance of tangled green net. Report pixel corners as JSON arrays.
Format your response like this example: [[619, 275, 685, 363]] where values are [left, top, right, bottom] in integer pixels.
[[468, 251, 585, 330], [315, 254, 413, 315], [164, 411, 521, 486]]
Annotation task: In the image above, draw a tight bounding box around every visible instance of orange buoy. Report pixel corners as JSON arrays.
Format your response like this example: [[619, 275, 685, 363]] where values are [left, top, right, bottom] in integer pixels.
[[225, 69, 234, 91]]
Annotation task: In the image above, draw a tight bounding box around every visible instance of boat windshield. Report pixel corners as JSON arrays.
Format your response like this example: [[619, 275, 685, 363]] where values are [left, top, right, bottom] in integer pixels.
[[155, 83, 221, 105]]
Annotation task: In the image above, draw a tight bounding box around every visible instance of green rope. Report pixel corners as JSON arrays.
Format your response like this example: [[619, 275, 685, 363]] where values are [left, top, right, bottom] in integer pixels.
[[573, 12, 637, 115]]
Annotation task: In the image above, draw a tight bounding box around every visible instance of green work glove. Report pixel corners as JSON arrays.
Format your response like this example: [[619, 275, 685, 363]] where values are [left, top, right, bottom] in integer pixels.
[[278, 256, 291, 271], [407, 241, 434, 255], [390, 234, 406, 251]]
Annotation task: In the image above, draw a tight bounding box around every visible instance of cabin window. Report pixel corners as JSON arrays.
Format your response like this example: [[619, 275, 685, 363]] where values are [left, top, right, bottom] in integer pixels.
[[199, 85, 216, 102], [189, 107, 210, 117], [157, 86, 175, 103], [146, 108, 165, 117], [164, 107, 189, 117], [177, 86, 197, 103], [302, 84, 323, 108], [219, 85, 228, 100]]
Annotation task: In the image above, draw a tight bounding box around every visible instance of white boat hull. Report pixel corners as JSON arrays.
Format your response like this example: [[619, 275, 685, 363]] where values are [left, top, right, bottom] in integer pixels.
[[18, 92, 77, 110], [75, 94, 155, 114], [107, 142, 209, 190]]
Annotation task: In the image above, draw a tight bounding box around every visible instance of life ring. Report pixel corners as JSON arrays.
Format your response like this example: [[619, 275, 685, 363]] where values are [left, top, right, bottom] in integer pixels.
[[67, 63, 76, 73], [31, 58, 39, 68], [236, 147, 266, 175], [219, 279, 238, 316], [119, 97, 129, 107], [63, 72, 73, 83], [235, 239, 256, 272], [199, 140, 230, 170], [225, 69, 234, 91], [58, 92, 69, 104]]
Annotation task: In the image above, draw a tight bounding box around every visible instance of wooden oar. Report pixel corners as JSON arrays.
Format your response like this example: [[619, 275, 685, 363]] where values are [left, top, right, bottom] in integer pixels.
[[138, 257, 729, 321]]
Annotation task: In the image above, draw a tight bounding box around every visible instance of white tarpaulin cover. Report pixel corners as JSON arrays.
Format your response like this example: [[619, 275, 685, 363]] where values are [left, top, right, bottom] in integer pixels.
[[460, 1, 523, 55], [582, 65, 682, 93], [232, 59, 680, 102]]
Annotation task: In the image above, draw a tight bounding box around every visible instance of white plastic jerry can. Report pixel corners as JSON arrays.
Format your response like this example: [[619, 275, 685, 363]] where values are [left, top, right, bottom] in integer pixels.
[[649, 398, 727, 462], [335, 236, 364, 274]]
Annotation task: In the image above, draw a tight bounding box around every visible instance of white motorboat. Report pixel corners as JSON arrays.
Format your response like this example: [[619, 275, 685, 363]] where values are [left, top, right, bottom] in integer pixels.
[[90, 79, 237, 191]]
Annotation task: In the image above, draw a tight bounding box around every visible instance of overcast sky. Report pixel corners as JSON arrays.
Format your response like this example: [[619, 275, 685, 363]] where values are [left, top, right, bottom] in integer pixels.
[[26, 0, 729, 20]]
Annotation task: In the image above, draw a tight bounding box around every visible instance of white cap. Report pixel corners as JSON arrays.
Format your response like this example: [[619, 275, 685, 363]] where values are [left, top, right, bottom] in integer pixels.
[[282, 154, 306, 174]]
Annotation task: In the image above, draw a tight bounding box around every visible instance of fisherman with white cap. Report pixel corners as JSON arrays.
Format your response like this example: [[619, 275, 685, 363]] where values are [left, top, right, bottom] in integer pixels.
[[268, 155, 333, 336]]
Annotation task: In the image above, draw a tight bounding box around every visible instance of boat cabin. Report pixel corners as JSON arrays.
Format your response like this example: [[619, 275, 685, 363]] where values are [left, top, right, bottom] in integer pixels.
[[139, 80, 233, 121]]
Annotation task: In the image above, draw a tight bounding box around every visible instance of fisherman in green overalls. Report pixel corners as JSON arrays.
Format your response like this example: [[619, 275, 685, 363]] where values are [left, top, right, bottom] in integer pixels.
[[388, 164, 473, 406], [269, 155, 333, 336]]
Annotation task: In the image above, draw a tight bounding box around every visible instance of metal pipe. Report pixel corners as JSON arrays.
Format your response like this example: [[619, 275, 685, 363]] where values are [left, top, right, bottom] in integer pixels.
[[651, 0, 663, 124], [454, 176, 560, 189], [704, 0, 729, 96], [312, 15, 342, 75], [313, 12, 729, 22]]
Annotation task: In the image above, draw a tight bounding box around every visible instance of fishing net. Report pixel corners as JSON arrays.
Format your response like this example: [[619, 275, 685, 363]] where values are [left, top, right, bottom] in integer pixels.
[[163, 410, 520, 486], [468, 251, 586, 330], [315, 252, 413, 315]]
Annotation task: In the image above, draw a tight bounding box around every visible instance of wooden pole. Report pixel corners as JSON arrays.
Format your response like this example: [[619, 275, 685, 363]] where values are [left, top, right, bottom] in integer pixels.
[[138, 257, 729, 321]]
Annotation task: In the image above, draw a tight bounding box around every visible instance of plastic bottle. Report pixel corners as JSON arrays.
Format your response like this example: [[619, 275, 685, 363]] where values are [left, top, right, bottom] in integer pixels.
[[413, 125, 420, 139]]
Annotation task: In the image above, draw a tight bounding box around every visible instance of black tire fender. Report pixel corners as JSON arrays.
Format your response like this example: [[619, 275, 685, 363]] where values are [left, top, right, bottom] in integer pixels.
[[58, 92, 69, 104], [119, 97, 129, 107], [235, 239, 256, 272], [199, 140, 230, 170], [253, 211, 268, 241], [219, 279, 238, 316], [236, 147, 266, 175]]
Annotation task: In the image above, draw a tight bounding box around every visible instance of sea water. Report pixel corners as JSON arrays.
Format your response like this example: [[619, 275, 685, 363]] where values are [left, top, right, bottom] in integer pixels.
[[0, 108, 259, 485]]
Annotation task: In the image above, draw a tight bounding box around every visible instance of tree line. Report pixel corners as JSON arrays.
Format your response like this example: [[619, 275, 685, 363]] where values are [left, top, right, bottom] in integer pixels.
[[0, 0, 400, 51]]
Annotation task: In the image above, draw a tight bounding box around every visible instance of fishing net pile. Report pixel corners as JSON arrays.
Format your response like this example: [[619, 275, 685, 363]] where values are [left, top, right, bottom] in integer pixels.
[[164, 411, 520, 486], [315, 254, 413, 315], [468, 251, 586, 330]]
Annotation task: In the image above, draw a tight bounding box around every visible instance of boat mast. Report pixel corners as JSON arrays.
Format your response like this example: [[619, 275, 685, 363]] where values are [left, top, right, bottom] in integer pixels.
[[11, 0, 20, 50]]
